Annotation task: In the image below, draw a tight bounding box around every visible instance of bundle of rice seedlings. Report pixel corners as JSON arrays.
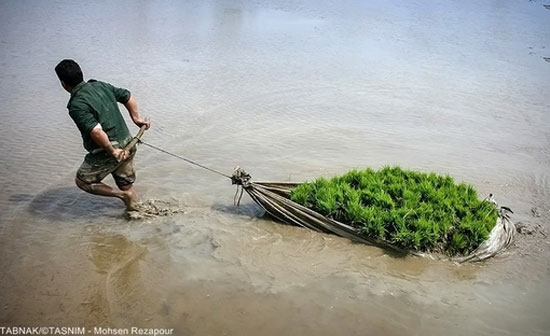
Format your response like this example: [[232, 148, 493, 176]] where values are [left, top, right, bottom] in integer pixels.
[[290, 166, 498, 256]]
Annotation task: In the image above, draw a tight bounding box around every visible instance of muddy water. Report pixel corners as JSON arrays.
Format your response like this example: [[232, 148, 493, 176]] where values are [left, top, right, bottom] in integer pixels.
[[1, 0, 549, 335]]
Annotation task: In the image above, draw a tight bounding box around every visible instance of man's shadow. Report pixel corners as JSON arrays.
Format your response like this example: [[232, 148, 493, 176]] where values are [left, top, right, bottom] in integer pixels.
[[9, 187, 123, 221]]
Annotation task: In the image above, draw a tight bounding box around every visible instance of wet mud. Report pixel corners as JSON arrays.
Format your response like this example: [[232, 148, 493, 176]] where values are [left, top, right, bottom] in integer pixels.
[[127, 199, 186, 220]]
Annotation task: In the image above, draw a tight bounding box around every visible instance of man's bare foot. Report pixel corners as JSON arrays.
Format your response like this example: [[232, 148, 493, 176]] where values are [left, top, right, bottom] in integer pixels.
[[122, 189, 139, 211]]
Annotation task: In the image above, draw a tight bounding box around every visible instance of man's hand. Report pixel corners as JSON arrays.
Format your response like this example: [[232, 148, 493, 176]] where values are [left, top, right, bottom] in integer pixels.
[[133, 117, 151, 130], [109, 148, 130, 162], [91, 126, 129, 161]]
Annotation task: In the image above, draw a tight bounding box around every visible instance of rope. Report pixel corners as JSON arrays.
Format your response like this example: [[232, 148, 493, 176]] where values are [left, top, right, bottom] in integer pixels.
[[138, 140, 232, 179], [234, 185, 245, 206]]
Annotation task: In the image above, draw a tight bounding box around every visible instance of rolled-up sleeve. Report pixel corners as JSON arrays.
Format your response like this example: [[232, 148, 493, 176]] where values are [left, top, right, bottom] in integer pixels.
[[69, 105, 98, 136], [112, 85, 131, 104]]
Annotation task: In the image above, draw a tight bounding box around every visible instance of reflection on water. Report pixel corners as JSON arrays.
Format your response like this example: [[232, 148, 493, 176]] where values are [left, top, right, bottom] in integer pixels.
[[12, 187, 122, 221], [89, 234, 145, 275], [0, 0, 549, 335]]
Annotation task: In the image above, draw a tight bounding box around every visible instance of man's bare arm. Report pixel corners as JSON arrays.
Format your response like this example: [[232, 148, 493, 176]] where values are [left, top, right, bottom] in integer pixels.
[[124, 95, 151, 129], [90, 126, 128, 161]]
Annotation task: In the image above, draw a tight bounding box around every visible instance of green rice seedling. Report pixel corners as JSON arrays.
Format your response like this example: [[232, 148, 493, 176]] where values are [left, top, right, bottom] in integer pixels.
[[373, 190, 395, 209], [290, 166, 498, 256], [291, 183, 314, 207], [358, 169, 376, 190], [448, 232, 468, 254], [342, 169, 364, 189], [312, 181, 340, 217], [359, 189, 377, 206], [402, 189, 421, 209], [392, 229, 420, 250], [358, 206, 383, 237], [415, 217, 440, 250], [387, 179, 405, 200], [343, 194, 365, 225]]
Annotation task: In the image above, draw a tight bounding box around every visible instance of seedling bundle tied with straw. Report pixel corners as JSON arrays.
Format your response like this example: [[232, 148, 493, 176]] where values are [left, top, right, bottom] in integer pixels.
[[290, 166, 499, 256]]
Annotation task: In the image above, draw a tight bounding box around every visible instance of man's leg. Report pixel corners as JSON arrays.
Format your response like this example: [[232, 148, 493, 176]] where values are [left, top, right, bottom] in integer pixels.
[[117, 183, 139, 210], [112, 150, 139, 210], [75, 177, 138, 210], [76, 153, 139, 211]]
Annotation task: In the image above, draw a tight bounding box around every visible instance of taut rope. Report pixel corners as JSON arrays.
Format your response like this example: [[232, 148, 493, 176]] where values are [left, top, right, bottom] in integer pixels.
[[138, 139, 232, 180]]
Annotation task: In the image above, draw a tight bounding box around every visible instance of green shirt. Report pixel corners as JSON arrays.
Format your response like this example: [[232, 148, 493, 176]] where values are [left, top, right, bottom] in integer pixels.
[[67, 80, 132, 159]]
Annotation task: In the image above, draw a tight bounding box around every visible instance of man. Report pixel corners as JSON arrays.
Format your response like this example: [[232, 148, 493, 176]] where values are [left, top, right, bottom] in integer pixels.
[[55, 59, 151, 211]]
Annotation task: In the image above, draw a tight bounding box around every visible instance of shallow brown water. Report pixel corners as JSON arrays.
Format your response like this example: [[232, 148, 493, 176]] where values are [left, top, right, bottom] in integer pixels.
[[1, 0, 549, 335]]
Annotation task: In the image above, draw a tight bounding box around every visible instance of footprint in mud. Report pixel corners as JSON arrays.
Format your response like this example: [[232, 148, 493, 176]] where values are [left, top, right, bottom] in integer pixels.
[[516, 221, 547, 237], [127, 199, 185, 220]]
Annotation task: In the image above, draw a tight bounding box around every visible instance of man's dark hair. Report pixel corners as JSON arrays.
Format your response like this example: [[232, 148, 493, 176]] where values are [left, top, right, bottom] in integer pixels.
[[55, 59, 83, 88]]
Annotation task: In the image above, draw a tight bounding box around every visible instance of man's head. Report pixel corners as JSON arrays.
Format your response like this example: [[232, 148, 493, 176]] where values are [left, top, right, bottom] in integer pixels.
[[55, 59, 83, 93]]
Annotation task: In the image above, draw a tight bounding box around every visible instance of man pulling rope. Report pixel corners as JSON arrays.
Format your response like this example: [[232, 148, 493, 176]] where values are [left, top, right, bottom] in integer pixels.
[[55, 59, 151, 211]]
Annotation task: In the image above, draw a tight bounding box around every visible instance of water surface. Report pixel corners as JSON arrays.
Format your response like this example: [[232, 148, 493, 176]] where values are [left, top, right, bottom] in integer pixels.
[[1, 0, 549, 335]]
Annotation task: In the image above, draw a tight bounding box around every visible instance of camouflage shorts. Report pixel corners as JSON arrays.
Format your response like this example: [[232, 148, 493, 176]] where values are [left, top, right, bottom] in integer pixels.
[[76, 149, 136, 188]]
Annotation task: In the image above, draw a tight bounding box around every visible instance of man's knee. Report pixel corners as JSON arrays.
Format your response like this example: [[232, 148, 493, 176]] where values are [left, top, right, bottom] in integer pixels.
[[118, 183, 133, 191], [75, 176, 93, 192], [113, 174, 134, 191]]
